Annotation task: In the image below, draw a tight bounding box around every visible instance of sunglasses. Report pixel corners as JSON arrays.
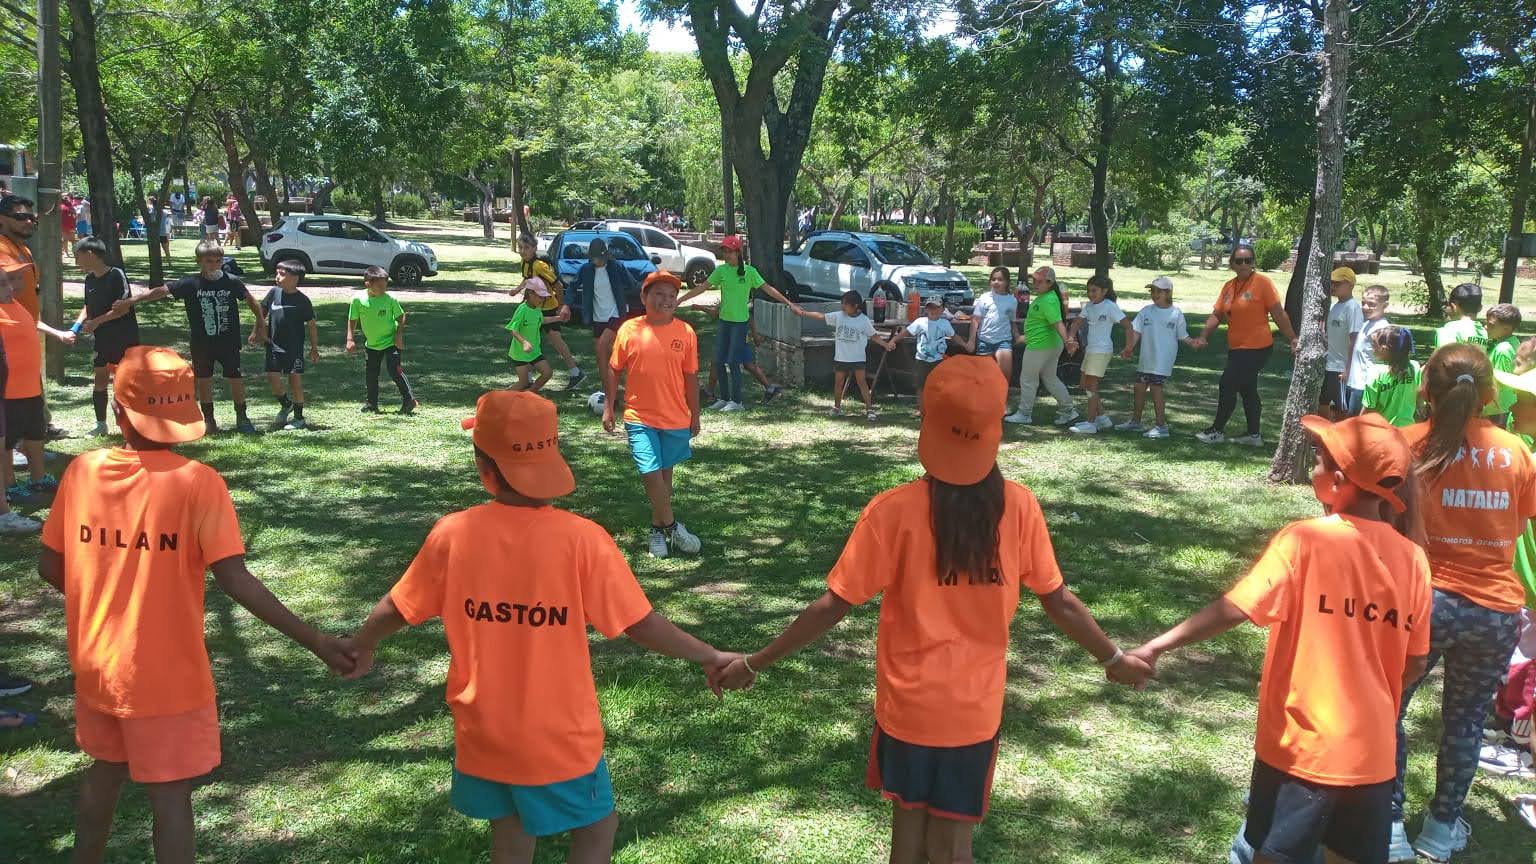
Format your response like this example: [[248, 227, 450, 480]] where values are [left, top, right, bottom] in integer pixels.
[[2, 212, 37, 222], [1232, 257, 1254, 264]]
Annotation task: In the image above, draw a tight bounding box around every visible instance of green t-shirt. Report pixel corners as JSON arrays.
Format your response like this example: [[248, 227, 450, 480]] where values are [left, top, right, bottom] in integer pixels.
[[1360, 360, 1420, 427], [349, 292, 405, 350], [1490, 335, 1519, 413], [1024, 290, 1063, 350], [1434, 317, 1487, 350], [505, 301, 544, 363], [706, 263, 765, 323]]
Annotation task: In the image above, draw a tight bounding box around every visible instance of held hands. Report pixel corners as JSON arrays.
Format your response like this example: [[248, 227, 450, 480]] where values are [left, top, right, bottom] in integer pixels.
[[338, 636, 375, 680], [706, 653, 759, 693], [57, 329, 77, 346], [558, 305, 571, 323], [1119, 346, 1134, 360], [1105, 650, 1154, 691], [110, 298, 134, 315], [82, 319, 98, 335], [312, 632, 359, 677]]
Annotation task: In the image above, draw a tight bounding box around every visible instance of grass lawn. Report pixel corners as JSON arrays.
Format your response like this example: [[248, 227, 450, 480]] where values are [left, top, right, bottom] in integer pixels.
[[3, 222, 1534, 862]]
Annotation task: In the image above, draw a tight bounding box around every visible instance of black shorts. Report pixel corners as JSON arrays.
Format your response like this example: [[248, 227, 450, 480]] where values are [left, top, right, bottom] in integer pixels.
[[3, 396, 45, 449], [265, 348, 306, 375], [1136, 372, 1169, 386], [835, 360, 867, 373], [864, 724, 1000, 824], [1243, 758, 1392, 864], [914, 358, 941, 392], [1319, 370, 1344, 408], [93, 339, 137, 368], [541, 320, 562, 333], [190, 339, 243, 379], [512, 354, 546, 368]]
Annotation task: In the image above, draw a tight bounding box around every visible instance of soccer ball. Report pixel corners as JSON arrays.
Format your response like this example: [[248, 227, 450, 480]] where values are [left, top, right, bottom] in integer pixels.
[[587, 391, 606, 416]]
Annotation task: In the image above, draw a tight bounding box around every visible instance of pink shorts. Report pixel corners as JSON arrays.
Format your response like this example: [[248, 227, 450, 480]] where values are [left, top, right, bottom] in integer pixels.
[[75, 702, 221, 783]]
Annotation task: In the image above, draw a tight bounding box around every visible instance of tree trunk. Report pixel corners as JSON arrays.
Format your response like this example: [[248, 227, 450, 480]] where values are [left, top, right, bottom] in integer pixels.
[[65, 0, 121, 265], [125, 158, 163, 286], [1284, 192, 1318, 326], [312, 178, 337, 214], [509, 148, 532, 238], [470, 170, 495, 240], [214, 114, 263, 247], [369, 181, 388, 225], [942, 183, 957, 267], [1270, 0, 1350, 483], [1500, 85, 1534, 304], [720, 109, 735, 235], [1088, 37, 1117, 281], [247, 145, 281, 230], [1414, 195, 1447, 317]]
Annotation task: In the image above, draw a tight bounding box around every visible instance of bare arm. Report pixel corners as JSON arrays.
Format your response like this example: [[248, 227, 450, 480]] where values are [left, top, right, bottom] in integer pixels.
[[38, 546, 63, 592], [1269, 303, 1297, 344], [1129, 596, 1250, 670], [342, 593, 410, 679], [677, 284, 710, 305], [747, 590, 852, 672], [244, 294, 267, 333], [685, 371, 701, 435], [307, 320, 320, 360], [757, 282, 793, 306], [345, 316, 357, 350], [1037, 586, 1124, 665], [1121, 327, 1141, 359], [1198, 312, 1223, 342], [794, 308, 827, 321], [210, 556, 354, 674], [1403, 653, 1428, 692], [394, 314, 407, 348], [625, 611, 725, 664]]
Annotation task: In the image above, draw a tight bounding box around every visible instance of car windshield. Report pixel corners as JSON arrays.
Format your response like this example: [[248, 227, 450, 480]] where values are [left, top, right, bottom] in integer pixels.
[[869, 239, 932, 266]]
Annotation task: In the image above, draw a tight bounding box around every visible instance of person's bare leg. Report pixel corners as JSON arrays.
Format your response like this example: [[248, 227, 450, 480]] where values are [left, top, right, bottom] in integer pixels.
[[746, 362, 772, 388], [143, 779, 196, 864], [531, 362, 553, 393], [1083, 376, 1101, 420], [266, 372, 284, 399], [641, 470, 674, 526], [22, 439, 44, 482], [1152, 385, 1168, 428], [567, 811, 619, 864], [597, 329, 618, 397], [1131, 382, 1146, 423], [855, 369, 873, 411], [2, 446, 13, 490], [995, 349, 1013, 384], [289, 374, 305, 405], [889, 805, 928, 864], [195, 378, 213, 403], [544, 329, 577, 371], [511, 365, 531, 392], [921, 815, 976, 864], [833, 372, 846, 411], [489, 814, 536, 864], [229, 378, 247, 404], [71, 760, 128, 864]]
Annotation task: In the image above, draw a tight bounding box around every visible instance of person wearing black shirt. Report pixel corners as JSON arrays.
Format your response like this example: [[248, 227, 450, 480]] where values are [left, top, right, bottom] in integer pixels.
[[70, 238, 140, 436], [262, 260, 320, 430]]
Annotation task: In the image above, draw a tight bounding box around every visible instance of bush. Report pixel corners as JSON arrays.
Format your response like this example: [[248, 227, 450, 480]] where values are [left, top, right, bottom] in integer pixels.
[[331, 188, 363, 215], [1253, 240, 1290, 271], [879, 224, 982, 264], [815, 214, 862, 232], [1147, 232, 1191, 272], [1109, 231, 1157, 269], [1396, 243, 1421, 275], [197, 183, 229, 206], [392, 192, 426, 218], [1400, 279, 1430, 314]]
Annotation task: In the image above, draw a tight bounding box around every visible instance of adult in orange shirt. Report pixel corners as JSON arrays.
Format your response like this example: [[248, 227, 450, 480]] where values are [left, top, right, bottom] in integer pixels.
[[1194, 245, 1297, 447], [1390, 343, 1536, 862], [715, 355, 1151, 863], [36, 346, 354, 864], [1129, 413, 1431, 864], [0, 193, 40, 320], [0, 267, 75, 503], [603, 271, 703, 559], [344, 390, 737, 864]]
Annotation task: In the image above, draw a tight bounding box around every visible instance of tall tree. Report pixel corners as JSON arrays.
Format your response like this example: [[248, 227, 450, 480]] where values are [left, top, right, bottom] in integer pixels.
[[64, 0, 120, 264]]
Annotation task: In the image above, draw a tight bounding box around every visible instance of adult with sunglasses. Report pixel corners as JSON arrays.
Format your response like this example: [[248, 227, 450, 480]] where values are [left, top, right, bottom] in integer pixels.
[[1192, 245, 1296, 447], [0, 195, 41, 323]]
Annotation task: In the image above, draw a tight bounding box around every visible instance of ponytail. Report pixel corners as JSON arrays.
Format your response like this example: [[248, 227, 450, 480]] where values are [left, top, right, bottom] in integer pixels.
[[930, 465, 1006, 583], [1415, 343, 1494, 481]]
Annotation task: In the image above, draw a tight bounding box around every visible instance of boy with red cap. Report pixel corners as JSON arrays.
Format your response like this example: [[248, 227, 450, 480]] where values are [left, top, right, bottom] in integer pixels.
[[343, 389, 738, 863], [1128, 412, 1432, 864], [603, 271, 703, 559], [36, 345, 355, 864], [714, 355, 1150, 863]]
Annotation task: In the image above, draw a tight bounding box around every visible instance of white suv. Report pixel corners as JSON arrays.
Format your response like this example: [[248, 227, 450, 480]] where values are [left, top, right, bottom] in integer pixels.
[[781, 230, 972, 306], [260, 215, 439, 285], [597, 220, 716, 287]]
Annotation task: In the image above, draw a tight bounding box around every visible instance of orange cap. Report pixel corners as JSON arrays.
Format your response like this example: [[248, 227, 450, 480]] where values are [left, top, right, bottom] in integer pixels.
[[112, 346, 206, 444], [642, 270, 682, 294], [918, 355, 1008, 485], [1300, 413, 1412, 513], [460, 391, 574, 499]]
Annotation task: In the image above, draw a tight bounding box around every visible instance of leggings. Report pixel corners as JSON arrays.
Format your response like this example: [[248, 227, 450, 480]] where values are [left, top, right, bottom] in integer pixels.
[[1212, 346, 1272, 436], [1393, 589, 1521, 823], [365, 346, 415, 406], [1017, 344, 1073, 415]]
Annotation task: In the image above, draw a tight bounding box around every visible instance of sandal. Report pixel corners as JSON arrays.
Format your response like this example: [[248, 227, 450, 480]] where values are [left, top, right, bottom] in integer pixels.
[[1517, 794, 1536, 831], [0, 708, 37, 729]]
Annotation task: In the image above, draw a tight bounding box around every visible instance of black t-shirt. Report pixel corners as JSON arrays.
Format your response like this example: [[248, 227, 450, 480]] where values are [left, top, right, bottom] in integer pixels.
[[170, 272, 248, 342], [262, 286, 314, 355], [84, 267, 139, 349]]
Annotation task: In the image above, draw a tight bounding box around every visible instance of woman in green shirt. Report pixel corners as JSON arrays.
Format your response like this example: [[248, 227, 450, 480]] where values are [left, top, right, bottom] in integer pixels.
[[678, 235, 793, 411], [1004, 267, 1079, 425]]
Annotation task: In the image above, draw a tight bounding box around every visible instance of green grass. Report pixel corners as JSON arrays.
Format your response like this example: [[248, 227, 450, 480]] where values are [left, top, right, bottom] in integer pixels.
[[4, 222, 1534, 862]]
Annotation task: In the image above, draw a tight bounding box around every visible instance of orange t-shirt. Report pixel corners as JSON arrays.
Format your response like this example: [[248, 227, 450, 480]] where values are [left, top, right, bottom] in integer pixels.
[[388, 502, 653, 785], [1225, 515, 1431, 785], [1215, 272, 1280, 350], [826, 479, 1065, 748], [0, 235, 39, 322], [1404, 419, 1536, 612], [41, 448, 246, 718], [609, 316, 698, 430], [0, 299, 41, 398]]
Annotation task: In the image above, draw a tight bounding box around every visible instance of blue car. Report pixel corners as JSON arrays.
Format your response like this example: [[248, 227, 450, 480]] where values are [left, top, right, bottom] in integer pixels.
[[547, 229, 661, 311]]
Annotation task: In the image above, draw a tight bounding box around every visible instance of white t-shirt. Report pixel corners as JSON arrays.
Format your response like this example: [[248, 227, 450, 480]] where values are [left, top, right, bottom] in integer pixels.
[[1325, 297, 1364, 372], [971, 292, 1017, 346], [592, 267, 618, 323], [906, 316, 955, 363], [1078, 299, 1126, 354], [825, 311, 877, 363], [1347, 315, 1392, 391], [1132, 303, 1189, 377]]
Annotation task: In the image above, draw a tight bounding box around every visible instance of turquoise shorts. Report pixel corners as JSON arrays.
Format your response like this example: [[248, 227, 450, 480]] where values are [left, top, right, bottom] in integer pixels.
[[450, 757, 614, 836], [625, 422, 691, 475]]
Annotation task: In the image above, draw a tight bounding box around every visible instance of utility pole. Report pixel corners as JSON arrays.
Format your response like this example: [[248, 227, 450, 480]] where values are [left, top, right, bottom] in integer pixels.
[[36, 0, 64, 381]]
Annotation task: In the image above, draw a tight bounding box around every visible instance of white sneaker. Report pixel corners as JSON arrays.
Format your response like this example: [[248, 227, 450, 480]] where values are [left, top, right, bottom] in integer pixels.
[[1095, 415, 1113, 430], [721, 401, 745, 413], [1144, 426, 1170, 439], [1413, 815, 1470, 862], [1054, 409, 1080, 426], [1068, 421, 1098, 434], [1388, 821, 1415, 862], [707, 399, 730, 411], [1115, 419, 1145, 432], [1003, 411, 1032, 424], [668, 521, 701, 555], [1195, 429, 1225, 444], [648, 527, 669, 558], [0, 511, 40, 534], [1230, 433, 1265, 447], [1478, 741, 1535, 778]]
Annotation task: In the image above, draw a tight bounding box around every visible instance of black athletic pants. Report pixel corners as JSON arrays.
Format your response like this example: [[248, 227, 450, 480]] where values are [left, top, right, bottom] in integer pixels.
[[1212, 346, 1272, 437], [365, 347, 414, 406]]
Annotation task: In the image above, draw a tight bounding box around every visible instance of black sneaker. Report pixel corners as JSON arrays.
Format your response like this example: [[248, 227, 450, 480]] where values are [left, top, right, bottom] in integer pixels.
[[562, 368, 587, 391], [360, 404, 381, 414], [762, 386, 784, 403], [0, 673, 34, 697], [46, 424, 70, 440], [400, 399, 420, 415]]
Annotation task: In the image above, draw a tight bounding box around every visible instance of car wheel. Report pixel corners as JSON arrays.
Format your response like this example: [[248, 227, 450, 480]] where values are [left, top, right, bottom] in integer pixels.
[[391, 257, 425, 286], [684, 260, 713, 290]]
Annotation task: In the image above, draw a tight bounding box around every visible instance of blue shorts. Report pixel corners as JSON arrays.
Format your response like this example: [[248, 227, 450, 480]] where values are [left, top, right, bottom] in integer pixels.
[[974, 337, 1011, 357], [714, 319, 754, 365], [625, 423, 692, 474], [450, 757, 614, 836]]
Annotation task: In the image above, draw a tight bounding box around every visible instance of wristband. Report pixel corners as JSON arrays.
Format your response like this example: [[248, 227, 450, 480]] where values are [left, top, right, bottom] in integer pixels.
[[1099, 647, 1124, 667], [70, 322, 82, 334], [742, 655, 758, 676]]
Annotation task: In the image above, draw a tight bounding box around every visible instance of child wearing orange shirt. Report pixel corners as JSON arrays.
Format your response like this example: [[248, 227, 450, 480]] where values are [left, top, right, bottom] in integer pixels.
[[36, 345, 354, 864], [714, 355, 1150, 863], [602, 271, 703, 559], [343, 389, 736, 863], [1390, 343, 1536, 862], [1129, 412, 1432, 864]]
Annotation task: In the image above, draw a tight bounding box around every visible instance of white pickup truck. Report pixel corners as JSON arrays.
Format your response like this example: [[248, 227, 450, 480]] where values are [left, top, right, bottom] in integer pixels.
[[780, 230, 974, 307]]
